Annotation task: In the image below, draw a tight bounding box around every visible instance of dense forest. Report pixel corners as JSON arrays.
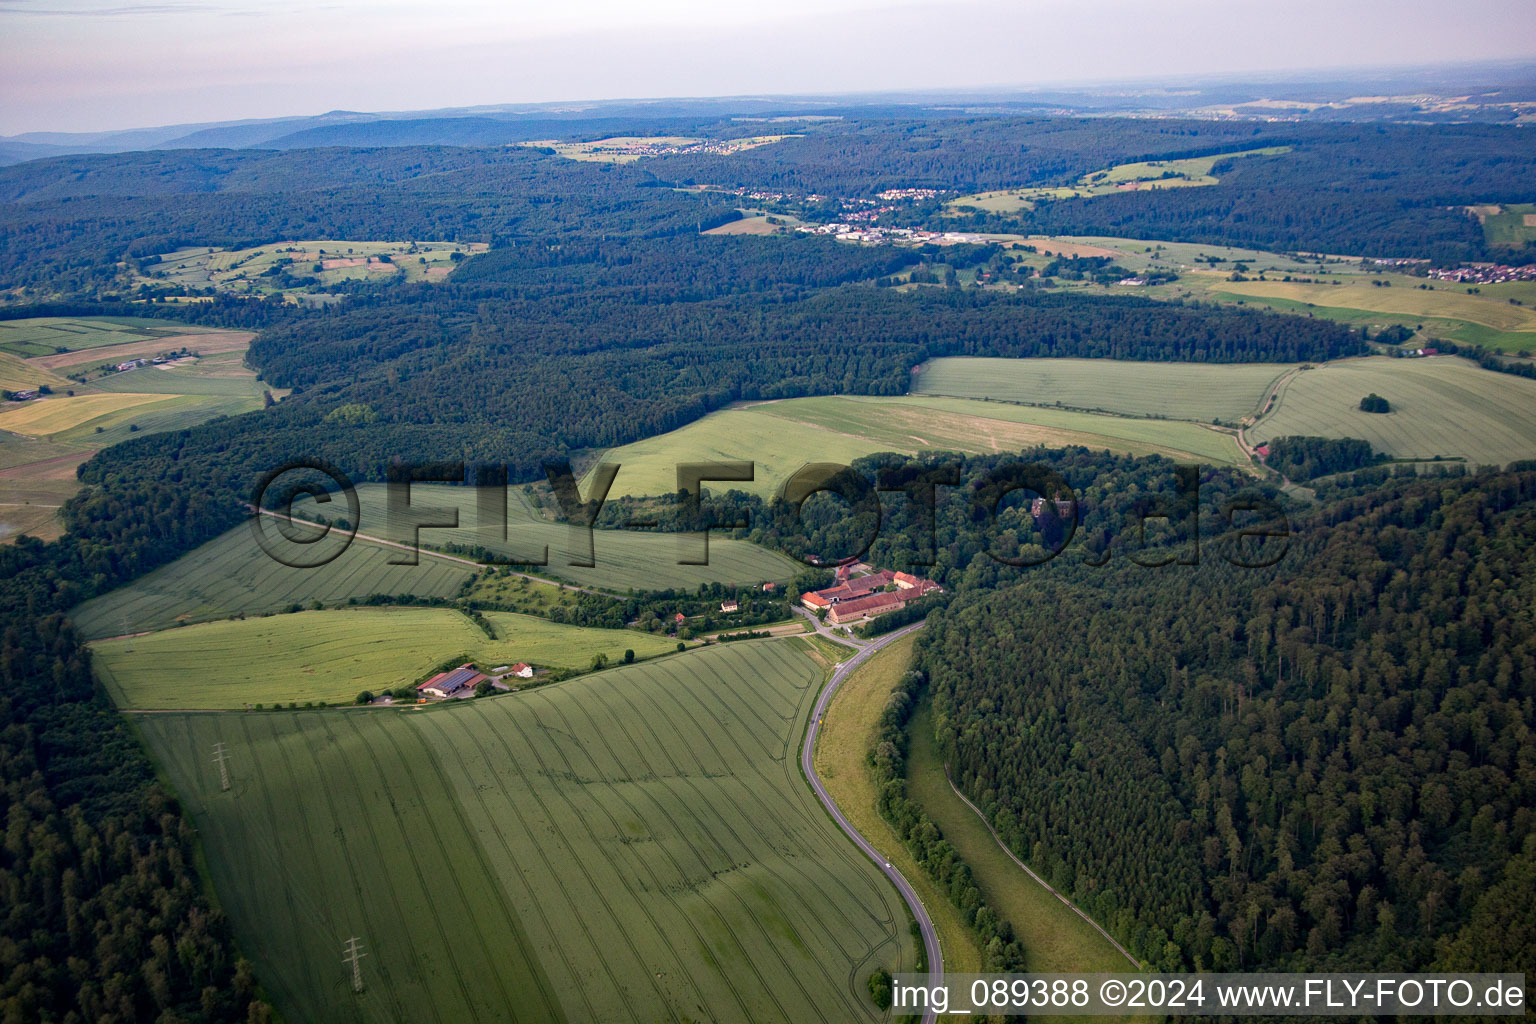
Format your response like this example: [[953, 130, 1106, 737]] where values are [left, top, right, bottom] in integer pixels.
[[6, 116, 1532, 304], [932, 124, 1535, 261], [918, 469, 1536, 972], [60, 237, 1358, 493], [645, 118, 1295, 195], [0, 602, 271, 1021], [1264, 436, 1387, 482]]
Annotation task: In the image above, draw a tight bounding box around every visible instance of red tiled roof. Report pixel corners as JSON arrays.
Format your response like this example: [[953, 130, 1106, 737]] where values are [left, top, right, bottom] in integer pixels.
[[828, 591, 905, 623]]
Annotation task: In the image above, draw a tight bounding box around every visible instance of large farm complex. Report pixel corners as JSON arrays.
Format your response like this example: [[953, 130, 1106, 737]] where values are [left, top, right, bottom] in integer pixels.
[[801, 564, 942, 624]]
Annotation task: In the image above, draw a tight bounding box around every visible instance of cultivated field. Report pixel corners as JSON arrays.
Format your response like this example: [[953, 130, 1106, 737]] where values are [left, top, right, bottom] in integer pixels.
[[914, 357, 1289, 423], [91, 606, 676, 708], [131, 639, 916, 1023], [705, 216, 783, 236], [1000, 238, 1534, 353], [1247, 357, 1536, 467], [135, 240, 487, 299], [0, 315, 199, 358], [592, 394, 1248, 499], [0, 391, 179, 436], [527, 135, 795, 163], [69, 524, 473, 639], [316, 483, 802, 592], [1213, 278, 1536, 335], [947, 147, 1290, 214], [34, 330, 254, 373], [0, 350, 71, 392], [1474, 203, 1536, 248], [0, 451, 86, 542], [0, 327, 269, 543]]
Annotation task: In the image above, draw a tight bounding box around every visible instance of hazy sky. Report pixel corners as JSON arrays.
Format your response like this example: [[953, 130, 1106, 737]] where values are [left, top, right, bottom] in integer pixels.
[[2, 0, 1534, 135]]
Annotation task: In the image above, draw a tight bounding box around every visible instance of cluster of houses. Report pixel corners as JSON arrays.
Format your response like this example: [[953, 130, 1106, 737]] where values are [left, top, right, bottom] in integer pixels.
[[414, 661, 534, 701], [800, 564, 942, 625], [112, 355, 170, 373], [1426, 262, 1536, 286], [799, 223, 988, 245]]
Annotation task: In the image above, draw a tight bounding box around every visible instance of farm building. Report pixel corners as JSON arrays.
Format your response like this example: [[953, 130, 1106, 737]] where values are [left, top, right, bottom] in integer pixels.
[[720, 601, 739, 613], [8, 389, 38, 402], [828, 591, 905, 625], [802, 566, 941, 623], [417, 663, 486, 699]]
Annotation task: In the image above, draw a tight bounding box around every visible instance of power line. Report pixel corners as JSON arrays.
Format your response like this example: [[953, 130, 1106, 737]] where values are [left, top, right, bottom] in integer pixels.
[[211, 741, 231, 792], [342, 936, 367, 993]]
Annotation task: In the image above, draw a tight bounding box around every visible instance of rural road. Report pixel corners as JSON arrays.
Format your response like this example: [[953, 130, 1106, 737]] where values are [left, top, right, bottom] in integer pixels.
[[799, 619, 941, 1024], [792, 604, 870, 647]]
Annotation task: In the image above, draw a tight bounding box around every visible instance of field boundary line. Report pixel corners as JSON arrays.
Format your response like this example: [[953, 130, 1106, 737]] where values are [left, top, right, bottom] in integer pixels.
[[941, 767, 1141, 969]]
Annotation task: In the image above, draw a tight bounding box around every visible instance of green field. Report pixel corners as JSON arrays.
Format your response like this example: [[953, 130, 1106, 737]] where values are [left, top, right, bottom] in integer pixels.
[[1248, 356, 1536, 467], [87, 352, 272, 397], [914, 357, 1290, 423], [135, 240, 488, 299], [591, 394, 1248, 499], [90, 606, 677, 708], [1213, 278, 1536, 335], [131, 639, 916, 1023], [0, 315, 199, 358], [947, 147, 1290, 214], [527, 134, 795, 164], [312, 483, 802, 592], [1050, 235, 1361, 276], [0, 350, 71, 392], [1008, 236, 1536, 354], [1474, 203, 1536, 248], [68, 523, 474, 639], [70, 488, 797, 636]]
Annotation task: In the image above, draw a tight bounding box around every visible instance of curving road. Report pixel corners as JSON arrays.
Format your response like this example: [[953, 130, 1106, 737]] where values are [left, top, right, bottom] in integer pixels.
[[799, 619, 941, 1024]]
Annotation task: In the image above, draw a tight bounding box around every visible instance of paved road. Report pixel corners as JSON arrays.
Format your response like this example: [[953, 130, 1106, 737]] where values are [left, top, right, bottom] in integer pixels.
[[799, 619, 941, 1024], [792, 604, 870, 647]]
